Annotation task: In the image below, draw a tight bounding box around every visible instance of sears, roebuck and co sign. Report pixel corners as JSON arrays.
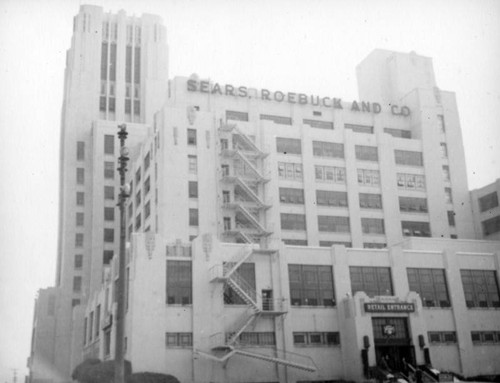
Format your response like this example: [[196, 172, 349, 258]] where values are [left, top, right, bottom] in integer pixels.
[[364, 302, 415, 313], [187, 79, 411, 116]]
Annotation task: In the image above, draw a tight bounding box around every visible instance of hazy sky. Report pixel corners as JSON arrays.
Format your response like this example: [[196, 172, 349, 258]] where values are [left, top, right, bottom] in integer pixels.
[[0, 0, 499, 381]]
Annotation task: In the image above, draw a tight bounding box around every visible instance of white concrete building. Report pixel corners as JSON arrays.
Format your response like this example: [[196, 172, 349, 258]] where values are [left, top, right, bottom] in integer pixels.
[[471, 179, 500, 241]]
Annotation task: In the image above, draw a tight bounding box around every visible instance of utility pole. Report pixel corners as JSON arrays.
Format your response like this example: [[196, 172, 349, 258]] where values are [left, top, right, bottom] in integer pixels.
[[114, 124, 130, 383]]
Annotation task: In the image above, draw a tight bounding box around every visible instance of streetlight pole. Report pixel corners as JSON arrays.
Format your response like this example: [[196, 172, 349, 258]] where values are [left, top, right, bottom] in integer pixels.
[[115, 124, 129, 383]]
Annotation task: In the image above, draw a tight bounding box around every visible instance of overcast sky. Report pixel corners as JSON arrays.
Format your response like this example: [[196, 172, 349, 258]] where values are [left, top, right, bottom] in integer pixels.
[[0, 0, 499, 381]]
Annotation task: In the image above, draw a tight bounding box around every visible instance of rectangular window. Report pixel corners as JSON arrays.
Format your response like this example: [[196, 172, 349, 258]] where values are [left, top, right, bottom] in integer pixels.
[[345, 123, 373, 134], [283, 239, 308, 246], [187, 128, 197, 145], [402, 221, 431, 237], [363, 243, 386, 249], [361, 218, 385, 234], [144, 152, 150, 171], [461, 269, 500, 308], [357, 169, 380, 187], [76, 212, 84, 226], [350, 266, 393, 297], [293, 332, 340, 346], [144, 176, 151, 195], [288, 264, 335, 306], [428, 332, 457, 344], [278, 162, 303, 181], [316, 190, 348, 207], [144, 201, 151, 219], [104, 228, 114, 243], [447, 211, 456, 226], [445, 187, 453, 204], [319, 241, 352, 248], [104, 207, 115, 221], [276, 137, 302, 155], [355, 145, 378, 161], [315, 166, 346, 184], [236, 332, 276, 346], [95, 305, 100, 338], [359, 193, 382, 209], [77, 141, 85, 160], [384, 128, 411, 139], [166, 260, 192, 305], [280, 213, 306, 231], [104, 186, 114, 200], [407, 268, 450, 308], [395, 150, 423, 166], [104, 135, 114, 155], [75, 233, 84, 247], [482, 215, 500, 236], [135, 168, 141, 184], [260, 114, 292, 125], [135, 213, 141, 230], [188, 155, 198, 173], [76, 168, 84, 184], [103, 250, 113, 265], [440, 143, 448, 158], [188, 181, 198, 198], [399, 197, 428, 213], [74, 254, 83, 269], [304, 119, 333, 130], [279, 188, 304, 204], [479, 192, 499, 212], [226, 110, 249, 121], [189, 209, 199, 226], [397, 173, 426, 190], [471, 332, 500, 344], [437, 115, 445, 133], [312, 141, 344, 158], [136, 190, 141, 206], [442, 165, 451, 181], [317, 216, 350, 233], [104, 162, 115, 179], [76, 192, 84, 206], [165, 332, 193, 347], [224, 263, 255, 304], [73, 276, 82, 292]]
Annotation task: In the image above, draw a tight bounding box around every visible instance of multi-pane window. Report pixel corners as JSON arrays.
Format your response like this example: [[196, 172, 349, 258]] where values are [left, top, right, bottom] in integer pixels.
[[319, 241, 352, 248], [384, 128, 411, 139], [75, 233, 84, 247], [345, 124, 373, 134], [359, 193, 382, 209], [445, 187, 453, 203], [281, 213, 306, 231], [165, 332, 193, 347], [104, 186, 114, 200], [188, 181, 198, 198], [166, 260, 192, 304], [187, 129, 197, 145], [442, 165, 450, 181], [315, 166, 346, 184], [76, 168, 85, 184], [104, 162, 115, 179], [188, 155, 197, 173], [304, 119, 333, 130], [350, 266, 393, 296], [355, 145, 378, 161], [437, 115, 445, 133], [76, 212, 84, 226], [447, 211, 456, 226], [471, 331, 500, 344], [288, 264, 335, 306], [278, 162, 303, 181], [73, 276, 82, 292], [312, 141, 344, 158], [283, 239, 308, 246], [399, 197, 428, 213], [76, 192, 85, 206], [361, 218, 385, 234], [104, 135, 114, 155], [407, 268, 450, 307], [460, 269, 500, 308], [428, 332, 457, 344], [397, 173, 426, 190], [233, 332, 276, 346], [479, 192, 499, 212], [261, 114, 292, 125], [317, 216, 350, 233], [357, 169, 380, 187], [293, 332, 340, 346], [363, 243, 386, 249], [104, 207, 114, 221], [189, 209, 199, 226], [482, 216, 500, 236], [226, 110, 249, 121], [104, 228, 114, 243], [74, 254, 83, 269], [77, 141, 85, 160], [395, 150, 423, 166], [316, 190, 348, 207], [402, 221, 431, 237], [224, 263, 255, 304], [279, 188, 304, 204], [276, 138, 302, 155]]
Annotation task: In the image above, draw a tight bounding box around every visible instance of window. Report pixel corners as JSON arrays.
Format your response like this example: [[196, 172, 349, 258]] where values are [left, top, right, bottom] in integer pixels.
[[315, 166, 346, 184], [279, 188, 304, 204], [75, 233, 84, 247], [74, 254, 83, 269], [361, 218, 385, 234], [104, 228, 114, 243], [293, 332, 340, 346], [471, 331, 500, 344], [399, 197, 428, 212], [187, 128, 197, 145], [345, 123, 373, 134], [461, 269, 500, 308], [77, 141, 85, 160], [363, 243, 386, 249], [440, 143, 448, 158], [95, 305, 100, 338], [359, 193, 382, 209], [224, 263, 255, 304], [312, 141, 344, 158], [135, 168, 141, 184], [104, 161, 115, 179], [350, 266, 393, 297], [104, 186, 114, 200], [447, 211, 456, 226], [189, 209, 199, 226], [73, 276, 82, 292], [166, 260, 192, 304], [72, 299, 80, 307], [260, 114, 292, 125], [76, 192, 84, 206], [226, 110, 248, 121], [276, 137, 302, 155], [357, 169, 380, 187], [83, 317, 88, 345], [442, 165, 451, 181], [76, 212, 84, 226], [188, 155, 197, 173], [304, 119, 333, 130], [317, 216, 350, 233], [482, 216, 500, 236], [144, 201, 151, 219], [103, 250, 113, 265], [319, 241, 352, 248], [355, 145, 378, 161], [316, 190, 348, 207], [428, 332, 457, 344], [384, 128, 411, 139], [407, 268, 450, 307], [313, 111, 322, 116], [165, 332, 193, 347], [104, 207, 115, 221], [144, 152, 150, 170], [135, 213, 141, 230], [234, 332, 276, 346], [397, 173, 426, 190], [144, 176, 150, 195], [445, 187, 453, 203], [395, 150, 423, 166], [188, 181, 198, 198], [401, 221, 431, 237], [278, 162, 303, 181], [281, 214, 306, 231], [437, 115, 445, 133], [288, 264, 335, 306], [283, 239, 308, 246], [104, 135, 114, 155], [135, 190, 141, 206], [479, 192, 499, 212], [76, 168, 84, 184]]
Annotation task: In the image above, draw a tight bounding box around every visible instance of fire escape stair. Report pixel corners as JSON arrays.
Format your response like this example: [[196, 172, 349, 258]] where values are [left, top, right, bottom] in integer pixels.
[[234, 204, 271, 236]]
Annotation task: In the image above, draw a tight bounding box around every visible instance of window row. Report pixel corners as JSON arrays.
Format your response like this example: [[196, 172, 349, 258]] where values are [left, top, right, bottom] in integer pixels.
[[428, 331, 457, 344], [471, 331, 500, 344], [293, 332, 340, 346]]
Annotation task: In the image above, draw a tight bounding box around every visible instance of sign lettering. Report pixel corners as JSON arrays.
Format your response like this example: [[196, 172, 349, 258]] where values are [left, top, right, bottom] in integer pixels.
[[364, 302, 415, 313]]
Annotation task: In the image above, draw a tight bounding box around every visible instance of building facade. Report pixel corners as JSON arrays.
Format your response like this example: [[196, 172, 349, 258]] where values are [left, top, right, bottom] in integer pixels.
[[471, 179, 500, 241]]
